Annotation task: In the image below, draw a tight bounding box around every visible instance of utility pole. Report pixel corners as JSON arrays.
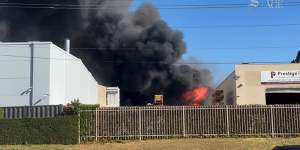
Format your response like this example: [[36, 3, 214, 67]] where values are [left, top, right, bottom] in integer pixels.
[[29, 43, 34, 106]]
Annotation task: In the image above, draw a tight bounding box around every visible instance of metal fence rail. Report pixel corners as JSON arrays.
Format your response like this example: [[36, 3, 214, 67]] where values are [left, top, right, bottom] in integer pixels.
[[79, 105, 300, 142], [0, 105, 64, 119]]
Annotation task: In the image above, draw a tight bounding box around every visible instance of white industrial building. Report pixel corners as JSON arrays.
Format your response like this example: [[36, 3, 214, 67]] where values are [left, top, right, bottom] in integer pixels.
[[0, 42, 120, 107]]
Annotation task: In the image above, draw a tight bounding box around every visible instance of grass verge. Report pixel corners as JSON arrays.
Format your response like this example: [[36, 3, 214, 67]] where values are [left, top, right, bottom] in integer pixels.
[[1, 138, 300, 150]]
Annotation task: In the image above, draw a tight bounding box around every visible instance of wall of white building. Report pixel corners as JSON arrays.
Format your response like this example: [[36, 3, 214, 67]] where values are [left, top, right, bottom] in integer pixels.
[[49, 44, 98, 105], [0, 42, 50, 106], [0, 42, 99, 107]]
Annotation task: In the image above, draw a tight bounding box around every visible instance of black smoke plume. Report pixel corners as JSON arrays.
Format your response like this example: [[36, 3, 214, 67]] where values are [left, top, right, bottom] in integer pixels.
[[0, 0, 212, 105]]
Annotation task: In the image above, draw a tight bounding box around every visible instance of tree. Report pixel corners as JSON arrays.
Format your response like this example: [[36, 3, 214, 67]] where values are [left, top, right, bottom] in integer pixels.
[[64, 99, 81, 115]]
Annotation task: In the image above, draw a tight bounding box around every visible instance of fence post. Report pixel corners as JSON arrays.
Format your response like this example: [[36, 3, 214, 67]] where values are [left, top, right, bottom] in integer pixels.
[[95, 108, 98, 141], [270, 105, 275, 137], [139, 107, 142, 140], [182, 106, 186, 137], [226, 105, 230, 136]]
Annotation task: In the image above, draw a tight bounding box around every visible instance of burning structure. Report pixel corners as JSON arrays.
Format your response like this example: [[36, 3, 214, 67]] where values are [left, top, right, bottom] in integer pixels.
[[183, 86, 209, 105], [0, 0, 212, 106]]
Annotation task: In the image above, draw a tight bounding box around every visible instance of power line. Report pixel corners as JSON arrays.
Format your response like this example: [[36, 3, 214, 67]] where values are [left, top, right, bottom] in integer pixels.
[[8, 23, 300, 29], [0, 1, 132, 7], [1, 44, 298, 52], [0, 2, 299, 10], [0, 77, 29, 79], [1, 44, 299, 53], [173, 23, 300, 29], [97, 60, 291, 65], [0, 53, 291, 64], [0, 54, 81, 61], [70, 45, 300, 51], [0, 59, 31, 62], [0, 95, 27, 96]]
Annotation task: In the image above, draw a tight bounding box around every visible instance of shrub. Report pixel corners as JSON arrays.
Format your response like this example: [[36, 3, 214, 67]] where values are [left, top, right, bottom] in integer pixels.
[[79, 104, 99, 110], [64, 99, 99, 115], [0, 108, 4, 119], [64, 99, 81, 115], [62, 100, 99, 143], [0, 116, 79, 145], [78, 104, 99, 143]]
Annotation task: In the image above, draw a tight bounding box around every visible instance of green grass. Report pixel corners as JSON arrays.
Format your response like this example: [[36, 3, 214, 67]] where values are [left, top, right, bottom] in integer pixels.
[[1, 138, 300, 150]]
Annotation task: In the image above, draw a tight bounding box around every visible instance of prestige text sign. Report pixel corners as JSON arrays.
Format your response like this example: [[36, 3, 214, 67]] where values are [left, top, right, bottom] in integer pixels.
[[261, 70, 300, 84]]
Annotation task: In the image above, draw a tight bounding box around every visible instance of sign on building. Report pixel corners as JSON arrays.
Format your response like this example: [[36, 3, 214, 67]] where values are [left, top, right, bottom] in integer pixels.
[[261, 71, 300, 84]]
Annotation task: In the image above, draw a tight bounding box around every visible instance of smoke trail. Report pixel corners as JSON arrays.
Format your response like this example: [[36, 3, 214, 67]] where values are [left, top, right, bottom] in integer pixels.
[[0, 0, 212, 105]]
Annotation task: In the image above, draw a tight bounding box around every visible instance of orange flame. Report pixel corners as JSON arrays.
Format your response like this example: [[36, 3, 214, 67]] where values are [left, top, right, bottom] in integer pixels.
[[183, 86, 209, 105]]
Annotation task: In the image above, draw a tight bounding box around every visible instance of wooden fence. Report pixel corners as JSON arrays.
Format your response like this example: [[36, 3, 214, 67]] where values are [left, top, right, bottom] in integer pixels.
[[79, 105, 300, 142], [0, 105, 64, 119]]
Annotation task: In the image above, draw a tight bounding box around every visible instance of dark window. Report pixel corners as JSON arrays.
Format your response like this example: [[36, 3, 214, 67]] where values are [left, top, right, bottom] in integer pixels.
[[266, 93, 300, 104]]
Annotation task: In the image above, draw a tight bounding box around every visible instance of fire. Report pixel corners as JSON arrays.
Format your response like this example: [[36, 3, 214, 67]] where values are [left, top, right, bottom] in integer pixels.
[[182, 86, 209, 105]]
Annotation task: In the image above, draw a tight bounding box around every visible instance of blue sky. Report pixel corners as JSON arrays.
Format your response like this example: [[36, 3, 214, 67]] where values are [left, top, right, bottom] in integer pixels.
[[130, 0, 300, 86]]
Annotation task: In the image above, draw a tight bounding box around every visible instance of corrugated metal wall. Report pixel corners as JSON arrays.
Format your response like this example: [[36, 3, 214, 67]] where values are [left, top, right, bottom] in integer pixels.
[[0, 105, 63, 119]]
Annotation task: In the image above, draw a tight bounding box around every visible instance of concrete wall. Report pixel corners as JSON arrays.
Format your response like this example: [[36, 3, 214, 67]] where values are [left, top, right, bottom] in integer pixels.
[[216, 63, 300, 105], [98, 85, 107, 107], [215, 72, 236, 105]]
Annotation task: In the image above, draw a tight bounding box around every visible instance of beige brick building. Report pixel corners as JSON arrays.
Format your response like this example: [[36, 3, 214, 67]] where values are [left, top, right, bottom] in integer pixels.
[[214, 64, 300, 105]]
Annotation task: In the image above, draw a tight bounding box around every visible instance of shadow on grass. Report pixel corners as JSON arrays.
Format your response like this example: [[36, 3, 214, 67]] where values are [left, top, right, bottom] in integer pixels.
[[273, 145, 300, 150]]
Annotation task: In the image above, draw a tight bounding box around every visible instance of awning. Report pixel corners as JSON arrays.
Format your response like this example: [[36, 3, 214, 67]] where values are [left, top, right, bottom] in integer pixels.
[[266, 88, 300, 93]]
